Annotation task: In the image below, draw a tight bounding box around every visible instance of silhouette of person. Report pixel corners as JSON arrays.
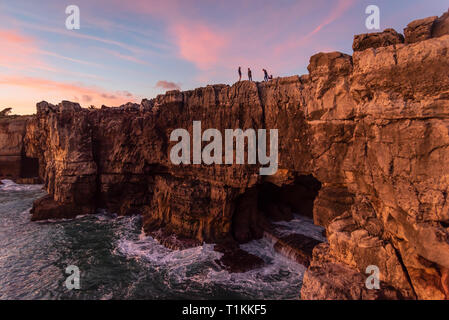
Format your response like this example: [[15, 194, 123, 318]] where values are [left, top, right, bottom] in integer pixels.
[[238, 67, 242, 82], [268, 74, 273, 80], [263, 69, 268, 82], [248, 68, 252, 81]]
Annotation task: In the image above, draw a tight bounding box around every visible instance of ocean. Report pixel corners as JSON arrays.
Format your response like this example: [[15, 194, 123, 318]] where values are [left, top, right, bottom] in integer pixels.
[[0, 179, 324, 300]]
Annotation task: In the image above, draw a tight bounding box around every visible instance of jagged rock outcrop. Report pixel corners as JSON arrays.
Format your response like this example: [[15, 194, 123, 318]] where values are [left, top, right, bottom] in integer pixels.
[[404, 9, 449, 44], [301, 11, 449, 300], [433, 10, 449, 37], [2, 9, 447, 299], [404, 16, 438, 43], [353, 28, 404, 52], [301, 243, 405, 300]]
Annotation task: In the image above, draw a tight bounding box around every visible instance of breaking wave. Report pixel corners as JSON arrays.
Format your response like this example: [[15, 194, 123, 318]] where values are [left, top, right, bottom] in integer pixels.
[[116, 231, 306, 299], [0, 179, 322, 300], [0, 179, 43, 192]]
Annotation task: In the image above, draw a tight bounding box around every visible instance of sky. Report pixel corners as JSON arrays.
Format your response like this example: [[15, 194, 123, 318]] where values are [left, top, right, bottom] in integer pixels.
[[0, 0, 448, 115]]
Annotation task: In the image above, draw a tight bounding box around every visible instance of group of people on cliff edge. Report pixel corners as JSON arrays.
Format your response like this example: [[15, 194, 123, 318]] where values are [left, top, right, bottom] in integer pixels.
[[238, 67, 273, 82]]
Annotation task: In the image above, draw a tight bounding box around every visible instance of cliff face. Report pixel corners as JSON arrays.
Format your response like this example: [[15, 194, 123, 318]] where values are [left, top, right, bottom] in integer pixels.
[[0, 115, 39, 182], [12, 10, 449, 299]]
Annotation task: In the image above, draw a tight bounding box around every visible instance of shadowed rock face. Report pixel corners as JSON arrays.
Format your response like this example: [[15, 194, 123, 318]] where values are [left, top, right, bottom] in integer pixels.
[[0, 117, 26, 179], [3, 10, 448, 299], [0, 116, 40, 183]]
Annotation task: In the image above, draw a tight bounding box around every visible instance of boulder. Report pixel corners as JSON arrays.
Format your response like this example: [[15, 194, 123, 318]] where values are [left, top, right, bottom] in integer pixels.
[[214, 241, 264, 273], [59, 100, 82, 112], [353, 28, 404, 51], [404, 16, 438, 43]]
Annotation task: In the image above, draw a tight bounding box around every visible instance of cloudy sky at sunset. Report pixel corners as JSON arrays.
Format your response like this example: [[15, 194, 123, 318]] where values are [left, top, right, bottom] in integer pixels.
[[1, 0, 448, 114]]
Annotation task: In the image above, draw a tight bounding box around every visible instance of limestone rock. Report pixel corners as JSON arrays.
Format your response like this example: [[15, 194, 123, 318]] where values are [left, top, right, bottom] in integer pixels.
[[59, 100, 82, 113], [404, 16, 438, 43], [353, 28, 404, 52], [301, 243, 405, 300], [214, 242, 264, 273], [432, 10, 449, 38], [273, 233, 321, 267], [0, 115, 38, 180]]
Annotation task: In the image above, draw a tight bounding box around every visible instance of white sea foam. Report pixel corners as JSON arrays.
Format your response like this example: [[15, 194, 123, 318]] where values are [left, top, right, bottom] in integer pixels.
[[271, 214, 327, 242], [0, 177, 322, 299], [115, 227, 307, 299], [36, 209, 117, 224], [0, 180, 43, 192]]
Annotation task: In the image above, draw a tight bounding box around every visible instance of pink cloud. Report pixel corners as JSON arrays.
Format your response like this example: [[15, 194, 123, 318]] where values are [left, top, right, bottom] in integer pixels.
[[0, 29, 32, 44], [0, 28, 103, 75], [155, 80, 181, 91], [1, 0, 360, 102], [8, 18, 144, 55], [61, 0, 355, 80], [309, 0, 357, 36], [274, 0, 356, 56], [125, 0, 356, 79], [0, 76, 138, 107], [0, 29, 42, 69], [171, 23, 228, 70], [100, 48, 153, 66], [91, 1, 230, 70]]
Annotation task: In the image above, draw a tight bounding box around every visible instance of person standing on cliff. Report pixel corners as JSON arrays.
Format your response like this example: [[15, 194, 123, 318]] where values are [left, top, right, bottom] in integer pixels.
[[238, 67, 242, 82], [263, 69, 268, 82], [248, 68, 252, 81]]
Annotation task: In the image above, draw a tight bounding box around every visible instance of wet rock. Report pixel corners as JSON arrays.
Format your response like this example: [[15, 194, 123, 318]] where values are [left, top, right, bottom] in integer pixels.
[[30, 195, 92, 220], [214, 242, 264, 273], [149, 229, 202, 250], [14, 177, 42, 184], [273, 233, 321, 267]]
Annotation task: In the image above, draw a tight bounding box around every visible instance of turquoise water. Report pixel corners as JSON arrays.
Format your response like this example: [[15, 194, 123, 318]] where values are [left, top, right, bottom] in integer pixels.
[[0, 180, 311, 300]]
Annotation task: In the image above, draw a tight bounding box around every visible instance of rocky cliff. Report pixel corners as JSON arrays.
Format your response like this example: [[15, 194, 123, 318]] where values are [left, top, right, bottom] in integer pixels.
[[3, 10, 449, 299], [0, 115, 39, 183]]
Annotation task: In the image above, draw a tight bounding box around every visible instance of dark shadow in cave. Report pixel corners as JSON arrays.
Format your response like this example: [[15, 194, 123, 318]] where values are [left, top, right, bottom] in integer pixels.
[[232, 174, 322, 244], [20, 155, 39, 179]]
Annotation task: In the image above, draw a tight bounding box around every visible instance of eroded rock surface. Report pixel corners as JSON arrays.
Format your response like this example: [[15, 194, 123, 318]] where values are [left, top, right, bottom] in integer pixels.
[[353, 28, 404, 52]]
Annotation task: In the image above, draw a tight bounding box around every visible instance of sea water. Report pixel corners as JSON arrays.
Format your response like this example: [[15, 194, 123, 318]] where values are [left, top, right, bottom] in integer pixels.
[[0, 179, 323, 300]]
